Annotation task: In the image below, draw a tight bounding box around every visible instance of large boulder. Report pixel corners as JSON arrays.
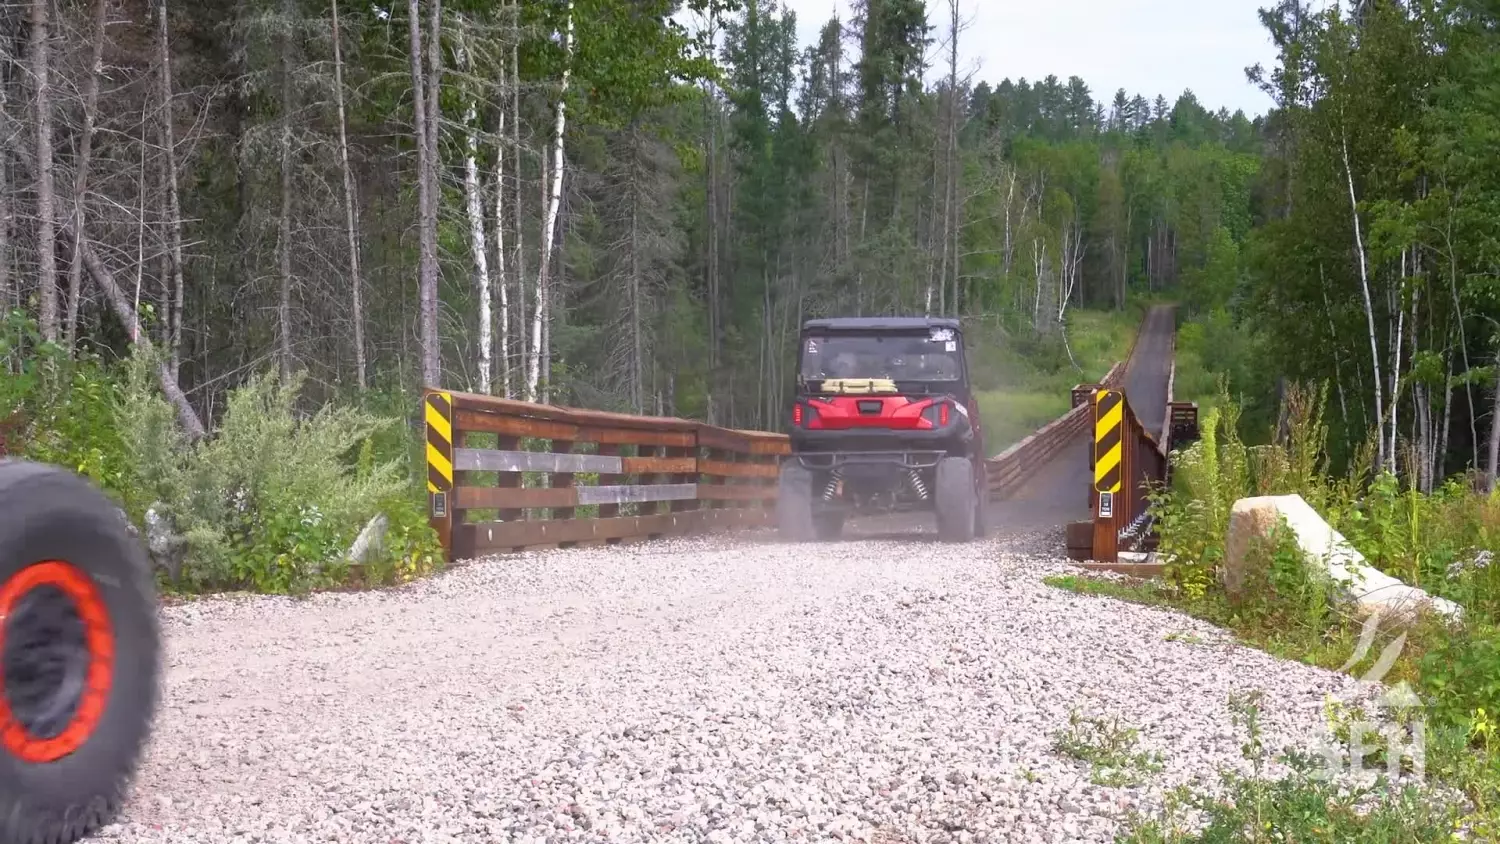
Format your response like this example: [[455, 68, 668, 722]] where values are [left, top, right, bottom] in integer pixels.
[[1223, 494, 1463, 621], [1221, 498, 1281, 604]]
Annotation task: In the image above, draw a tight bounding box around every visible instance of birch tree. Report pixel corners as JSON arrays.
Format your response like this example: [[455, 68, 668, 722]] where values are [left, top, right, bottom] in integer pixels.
[[31, 0, 58, 342], [409, 0, 441, 386], [330, 0, 367, 389], [458, 21, 493, 394], [64, 0, 108, 350], [528, 0, 573, 402], [158, 0, 187, 379]]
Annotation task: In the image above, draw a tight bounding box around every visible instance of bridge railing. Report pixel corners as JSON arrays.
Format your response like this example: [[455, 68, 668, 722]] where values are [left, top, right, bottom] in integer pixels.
[[986, 362, 1125, 499], [424, 389, 786, 560]]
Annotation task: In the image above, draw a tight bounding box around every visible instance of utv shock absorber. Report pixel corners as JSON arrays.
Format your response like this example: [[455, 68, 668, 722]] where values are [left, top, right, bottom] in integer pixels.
[[822, 470, 842, 501], [906, 468, 929, 500]]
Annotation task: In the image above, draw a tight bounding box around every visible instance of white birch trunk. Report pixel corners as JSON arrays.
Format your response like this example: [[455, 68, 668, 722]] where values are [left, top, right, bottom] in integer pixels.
[[159, 0, 187, 380], [527, 0, 573, 402], [1341, 130, 1385, 471], [459, 27, 492, 394], [509, 4, 524, 400], [1487, 361, 1499, 491], [31, 0, 58, 342], [277, 0, 296, 381], [332, 0, 367, 389], [493, 94, 510, 399], [409, 0, 440, 386], [1389, 277, 1403, 479], [65, 0, 108, 350]]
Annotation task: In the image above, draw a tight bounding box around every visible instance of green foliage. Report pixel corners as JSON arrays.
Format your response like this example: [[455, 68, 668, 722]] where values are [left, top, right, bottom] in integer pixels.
[[1418, 625, 1500, 742], [1118, 691, 1456, 843], [109, 352, 437, 593], [2, 311, 134, 499], [1051, 710, 1164, 787], [121, 358, 439, 593], [1113, 380, 1500, 835]]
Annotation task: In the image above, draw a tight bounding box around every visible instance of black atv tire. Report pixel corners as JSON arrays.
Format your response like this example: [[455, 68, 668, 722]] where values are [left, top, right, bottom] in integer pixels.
[[776, 461, 818, 542], [934, 457, 978, 542], [0, 460, 160, 844], [973, 472, 989, 539], [814, 512, 845, 541]]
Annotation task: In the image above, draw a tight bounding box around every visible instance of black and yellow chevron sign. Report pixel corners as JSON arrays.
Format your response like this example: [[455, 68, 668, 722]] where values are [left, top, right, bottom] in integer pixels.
[[425, 391, 454, 494], [1093, 389, 1123, 494]]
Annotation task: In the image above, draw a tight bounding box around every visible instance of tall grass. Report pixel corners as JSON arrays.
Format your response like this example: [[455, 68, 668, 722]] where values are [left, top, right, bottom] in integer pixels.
[[1121, 378, 1500, 838], [1155, 379, 1499, 624]]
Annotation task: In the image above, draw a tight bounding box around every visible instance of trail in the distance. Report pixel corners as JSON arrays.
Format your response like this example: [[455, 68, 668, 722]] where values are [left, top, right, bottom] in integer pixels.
[[997, 304, 1177, 524]]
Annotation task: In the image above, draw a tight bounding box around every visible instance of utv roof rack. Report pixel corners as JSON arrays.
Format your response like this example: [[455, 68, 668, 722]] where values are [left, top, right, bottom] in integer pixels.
[[801, 316, 962, 331]]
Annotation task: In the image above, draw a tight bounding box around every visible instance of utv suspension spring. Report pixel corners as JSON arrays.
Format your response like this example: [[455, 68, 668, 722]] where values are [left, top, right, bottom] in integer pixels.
[[822, 473, 841, 501], [906, 469, 929, 500]]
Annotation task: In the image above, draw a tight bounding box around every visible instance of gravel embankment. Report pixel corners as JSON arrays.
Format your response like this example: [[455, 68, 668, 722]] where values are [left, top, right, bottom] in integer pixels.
[[95, 526, 1374, 844]]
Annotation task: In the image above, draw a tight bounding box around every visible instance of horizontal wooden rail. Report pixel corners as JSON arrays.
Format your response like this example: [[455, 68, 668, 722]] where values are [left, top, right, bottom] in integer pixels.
[[424, 389, 788, 561]]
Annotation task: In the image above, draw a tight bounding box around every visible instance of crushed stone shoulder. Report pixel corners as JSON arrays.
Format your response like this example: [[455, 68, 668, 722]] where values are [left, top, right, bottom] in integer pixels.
[[98, 528, 1376, 844]]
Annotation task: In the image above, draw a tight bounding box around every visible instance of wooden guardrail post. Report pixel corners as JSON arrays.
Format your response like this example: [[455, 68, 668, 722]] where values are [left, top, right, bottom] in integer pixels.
[[1092, 388, 1124, 563], [424, 389, 455, 558]]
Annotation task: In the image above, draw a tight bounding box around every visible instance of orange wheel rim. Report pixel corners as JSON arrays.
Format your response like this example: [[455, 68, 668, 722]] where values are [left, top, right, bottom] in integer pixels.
[[0, 561, 114, 763]]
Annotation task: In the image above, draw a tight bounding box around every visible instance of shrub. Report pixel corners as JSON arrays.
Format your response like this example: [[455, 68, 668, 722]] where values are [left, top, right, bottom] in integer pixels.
[[1137, 379, 1500, 834], [1118, 691, 1456, 843], [117, 353, 440, 593]]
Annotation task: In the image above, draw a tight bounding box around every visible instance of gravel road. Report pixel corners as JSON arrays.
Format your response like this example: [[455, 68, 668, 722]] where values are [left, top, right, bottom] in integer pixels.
[[95, 522, 1374, 844]]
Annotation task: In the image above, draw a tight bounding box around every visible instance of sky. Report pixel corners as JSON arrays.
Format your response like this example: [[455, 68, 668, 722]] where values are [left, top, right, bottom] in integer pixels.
[[761, 0, 1285, 118]]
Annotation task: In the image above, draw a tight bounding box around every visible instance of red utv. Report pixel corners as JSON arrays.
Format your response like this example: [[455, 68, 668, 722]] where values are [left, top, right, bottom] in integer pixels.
[[777, 317, 989, 542]]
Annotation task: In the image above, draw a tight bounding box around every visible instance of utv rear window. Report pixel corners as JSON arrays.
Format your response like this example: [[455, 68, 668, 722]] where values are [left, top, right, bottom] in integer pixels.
[[800, 333, 961, 381]]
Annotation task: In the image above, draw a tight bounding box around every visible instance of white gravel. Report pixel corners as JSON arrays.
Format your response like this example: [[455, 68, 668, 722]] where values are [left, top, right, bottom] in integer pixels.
[[93, 524, 1380, 844]]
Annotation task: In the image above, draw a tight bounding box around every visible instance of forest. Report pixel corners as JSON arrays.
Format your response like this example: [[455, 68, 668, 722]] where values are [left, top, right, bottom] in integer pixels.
[[0, 0, 1498, 585], [2, 0, 1271, 433]]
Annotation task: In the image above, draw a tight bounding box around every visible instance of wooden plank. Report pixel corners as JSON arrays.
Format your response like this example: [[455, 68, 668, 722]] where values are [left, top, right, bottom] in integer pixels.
[[453, 506, 776, 557], [696, 425, 755, 454], [456, 407, 697, 450], [454, 448, 623, 474], [578, 426, 696, 448], [550, 439, 578, 520], [456, 485, 577, 510], [462, 512, 708, 551], [576, 483, 698, 505], [666, 445, 699, 513], [456, 409, 579, 441], [621, 456, 697, 475], [697, 483, 775, 501], [597, 442, 622, 519], [445, 390, 699, 432], [734, 431, 791, 455], [698, 459, 779, 479], [702, 508, 774, 529]]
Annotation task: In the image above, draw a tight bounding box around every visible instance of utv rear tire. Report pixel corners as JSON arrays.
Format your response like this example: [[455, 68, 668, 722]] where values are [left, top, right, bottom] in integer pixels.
[[973, 481, 989, 539], [814, 512, 845, 541], [935, 457, 978, 542], [0, 460, 160, 844], [776, 461, 817, 542]]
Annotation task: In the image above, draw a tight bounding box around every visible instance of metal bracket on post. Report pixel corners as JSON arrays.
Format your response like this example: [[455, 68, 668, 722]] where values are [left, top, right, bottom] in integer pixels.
[[1092, 389, 1123, 563]]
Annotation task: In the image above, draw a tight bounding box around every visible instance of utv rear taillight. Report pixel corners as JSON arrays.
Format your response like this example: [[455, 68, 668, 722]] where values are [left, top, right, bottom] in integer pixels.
[[921, 400, 951, 428], [793, 403, 803, 426]]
